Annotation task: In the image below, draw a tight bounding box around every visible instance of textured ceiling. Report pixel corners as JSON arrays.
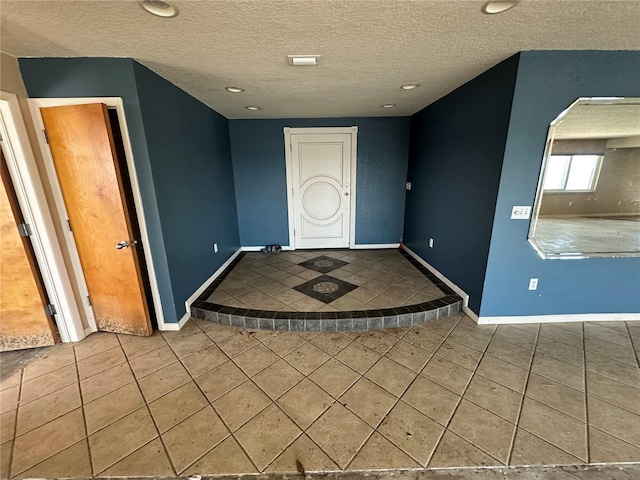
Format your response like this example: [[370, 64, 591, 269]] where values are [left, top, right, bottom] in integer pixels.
[[555, 103, 640, 139], [1, 0, 640, 119]]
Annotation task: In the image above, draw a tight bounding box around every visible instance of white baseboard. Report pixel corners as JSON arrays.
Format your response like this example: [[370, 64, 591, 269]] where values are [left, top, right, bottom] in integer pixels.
[[159, 247, 243, 331], [403, 246, 470, 309], [478, 313, 640, 325], [241, 246, 293, 252], [352, 243, 400, 249]]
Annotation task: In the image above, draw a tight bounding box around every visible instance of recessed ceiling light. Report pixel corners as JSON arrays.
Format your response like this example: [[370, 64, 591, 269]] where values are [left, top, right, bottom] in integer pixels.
[[139, 0, 178, 18], [246, 106, 261, 111], [481, 1, 520, 14], [401, 84, 419, 90], [381, 104, 396, 108], [226, 87, 244, 93], [287, 55, 321, 66]]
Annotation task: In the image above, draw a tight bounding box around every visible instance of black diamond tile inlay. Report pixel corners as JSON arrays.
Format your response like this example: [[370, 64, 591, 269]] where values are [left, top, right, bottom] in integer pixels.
[[299, 255, 348, 274], [293, 275, 358, 304]]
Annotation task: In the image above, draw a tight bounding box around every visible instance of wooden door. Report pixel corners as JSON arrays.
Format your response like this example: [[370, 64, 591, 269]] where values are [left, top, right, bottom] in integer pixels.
[[40, 104, 152, 336], [291, 133, 352, 248], [0, 151, 57, 351]]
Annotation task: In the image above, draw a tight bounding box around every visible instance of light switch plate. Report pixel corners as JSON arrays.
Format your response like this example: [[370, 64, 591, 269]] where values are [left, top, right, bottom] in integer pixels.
[[511, 206, 531, 219], [405, 182, 412, 191]]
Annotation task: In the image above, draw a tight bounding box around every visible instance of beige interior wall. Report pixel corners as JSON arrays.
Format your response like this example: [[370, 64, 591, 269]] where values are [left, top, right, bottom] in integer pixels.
[[0, 52, 90, 331]]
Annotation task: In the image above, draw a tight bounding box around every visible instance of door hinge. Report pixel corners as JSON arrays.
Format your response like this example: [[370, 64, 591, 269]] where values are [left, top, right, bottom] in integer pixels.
[[45, 304, 57, 316], [86, 295, 92, 307], [17, 223, 34, 237], [42, 129, 49, 144], [66, 219, 72, 232]]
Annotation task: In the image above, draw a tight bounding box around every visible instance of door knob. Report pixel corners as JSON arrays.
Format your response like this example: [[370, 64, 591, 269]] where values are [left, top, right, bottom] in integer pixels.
[[116, 241, 129, 250]]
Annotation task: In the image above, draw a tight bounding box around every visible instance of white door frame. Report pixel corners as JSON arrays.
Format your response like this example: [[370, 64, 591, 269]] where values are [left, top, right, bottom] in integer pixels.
[[29, 97, 166, 332], [284, 126, 358, 250], [0, 92, 84, 342]]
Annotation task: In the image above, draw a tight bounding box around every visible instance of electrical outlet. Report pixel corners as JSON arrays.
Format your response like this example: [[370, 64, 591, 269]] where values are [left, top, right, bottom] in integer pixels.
[[511, 206, 531, 219], [213, 243, 218, 253], [429, 238, 434, 248], [528, 278, 538, 290]]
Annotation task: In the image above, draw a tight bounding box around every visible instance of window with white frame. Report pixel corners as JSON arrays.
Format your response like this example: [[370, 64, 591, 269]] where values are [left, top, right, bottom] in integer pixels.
[[542, 154, 603, 192]]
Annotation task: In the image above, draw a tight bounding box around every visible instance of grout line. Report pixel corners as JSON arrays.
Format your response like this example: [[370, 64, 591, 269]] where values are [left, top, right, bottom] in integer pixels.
[[582, 321, 591, 464], [624, 321, 640, 369], [75, 345, 93, 476], [6, 368, 23, 480]]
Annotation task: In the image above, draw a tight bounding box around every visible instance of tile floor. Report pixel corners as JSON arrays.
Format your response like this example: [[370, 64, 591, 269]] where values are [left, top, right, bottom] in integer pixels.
[[1, 314, 640, 478]]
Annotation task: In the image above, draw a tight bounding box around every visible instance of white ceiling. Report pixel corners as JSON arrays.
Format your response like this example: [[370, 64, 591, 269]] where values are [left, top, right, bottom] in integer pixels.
[[1, 0, 639, 119]]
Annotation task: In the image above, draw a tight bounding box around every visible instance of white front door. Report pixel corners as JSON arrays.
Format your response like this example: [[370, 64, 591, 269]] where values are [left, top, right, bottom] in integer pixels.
[[288, 130, 355, 249]]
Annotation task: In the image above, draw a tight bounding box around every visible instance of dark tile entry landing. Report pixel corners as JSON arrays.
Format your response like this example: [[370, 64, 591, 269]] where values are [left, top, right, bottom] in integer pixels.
[[191, 249, 462, 331]]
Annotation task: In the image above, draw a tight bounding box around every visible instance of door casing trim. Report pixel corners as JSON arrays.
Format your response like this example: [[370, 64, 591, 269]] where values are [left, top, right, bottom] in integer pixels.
[[29, 97, 166, 332], [283, 126, 358, 250]]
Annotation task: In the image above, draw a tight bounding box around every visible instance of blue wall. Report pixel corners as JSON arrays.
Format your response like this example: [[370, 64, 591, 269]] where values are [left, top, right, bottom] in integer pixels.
[[404, 55, 520, 314], [19, 58, 240, 323], [481, 51, 640, 317], [229, 117, 410, 246]]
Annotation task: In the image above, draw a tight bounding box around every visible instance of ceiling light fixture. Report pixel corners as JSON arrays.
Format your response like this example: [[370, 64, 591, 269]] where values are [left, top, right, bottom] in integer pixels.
[[381, 104, 396, 108], [246, 106, 261, 111], [226, 87, 244, 93], [401, 84, 419, 90], [481, 1, 520, 14], [139, 0, 179, 18], [287, 55, 321, 66]]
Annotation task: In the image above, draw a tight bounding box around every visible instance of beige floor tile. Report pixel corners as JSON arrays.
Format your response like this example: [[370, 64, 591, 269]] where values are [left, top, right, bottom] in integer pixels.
[[585, 335, 638, 366], [494, 325, 538, 350], [378, 401, 443, 466], [434, 338, 483, 371], [88, 407, 158, 474], [0, 440, 11, 479], [536, 337, 584, 369], [356, 331, 400, 355], [307, 403, 373, 469], [586, 371, 640, 415], [213, 380, 271, 431], [257, 281, 290, 296], [161, 321, 202, 343], [16, 383, 81, 436], [531, 354, 585, 392], [422, 355, 474, 395], [77, 345, 126, 380], [587, 396, 640, 447], [538, 324, 582, 350], [464, 375, 522, 424], [12, 408, 85, 476], [585, 351, 640, 388], [168, 331, 214, 359], [585, 323, 633, 348], [526, 373, 585, 421], [183, 436, 258, 475], [365, 357, 416, 396], [14, 439, 92, 480], [162, 406, 229, 474], [22, 345, 76, 381], [308, 358, 360, 399], [129, 345, 178, 379], [369, 293, 405, 309], [447, 325, 493, 352], [284, 344, 331, 375], [588, 426, 640, 463], [349, 431, 420, 469], [486, 338, 534, 370], [277, 379, 333, 429], [196, 321, 239, 343], [149, 381, 208, 433], [74, 332, 120, 360], [195, 360, 249, 401], [309, 332, 353, 355], [253, 359, 304, 399], [232, 344, 279, 376], [259, 331, 306, 357], [289, 296, 325, 312], [386, 339, 433, 372], [215, 330, 261, 357], [449, 399, 515, 464], [235, 404, 302, 471], [266, 434, 338, 473], [0, 409, 16, 445], [80, 362, 135, 404], [519, 397, 587, 461], [19, 363, 77, 405], [84, 382, 145, 434], [340, 377, 396, 427], [99, 438, 175, 477], [0, 371, 21, 392], [510, 428, 581, 466], [137, 361, 192, 403], [335, 342, 381, 374], [429, 430, 502, 467], [419, 318, 458, 338], [401, 376, 460, 426], [120, 331, 167, 359]]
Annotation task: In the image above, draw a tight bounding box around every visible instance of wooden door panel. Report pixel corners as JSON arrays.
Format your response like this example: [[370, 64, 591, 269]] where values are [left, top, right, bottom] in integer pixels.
[[0, 152, 57, 351], [40, 104, 151, 336]]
